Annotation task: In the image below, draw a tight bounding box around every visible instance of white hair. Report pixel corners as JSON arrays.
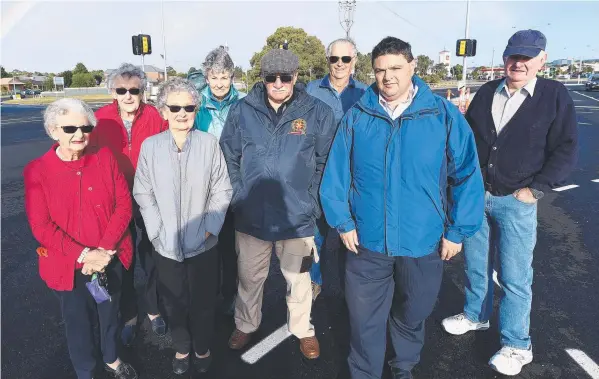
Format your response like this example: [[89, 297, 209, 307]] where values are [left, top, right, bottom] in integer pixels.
[[156, 77, 201, 111], [326, 38, 358, 58], [108, 63, 147, 92], [202, 47, 235, 77], [43, 98, 97, 137]]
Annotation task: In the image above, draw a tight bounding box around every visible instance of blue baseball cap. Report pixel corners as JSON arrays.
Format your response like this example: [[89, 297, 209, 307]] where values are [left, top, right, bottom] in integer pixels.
[[503, 29, 547, 58]]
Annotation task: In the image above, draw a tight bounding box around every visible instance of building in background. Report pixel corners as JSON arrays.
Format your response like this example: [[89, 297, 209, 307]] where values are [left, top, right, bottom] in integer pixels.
[[439, 49, 451, 77], [1, 78, 25, 93]]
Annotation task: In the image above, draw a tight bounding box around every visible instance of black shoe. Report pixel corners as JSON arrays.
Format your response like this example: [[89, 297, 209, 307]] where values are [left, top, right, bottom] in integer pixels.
[[121, 323, 137, 347], [173, 355, 190, 375], [391, 368, 413, 379], [104, 362, 138, 379], [193, 350, 213, 373], [149, 315, 166, 336]]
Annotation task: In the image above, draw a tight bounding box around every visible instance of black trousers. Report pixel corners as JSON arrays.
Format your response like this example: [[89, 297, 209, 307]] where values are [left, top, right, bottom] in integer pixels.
[[120, 218, 160, 321], [345, 246, 443, 379], [219, 210, 237, 301], [155, 246, 219, 355], [55, 260, 123, 379]]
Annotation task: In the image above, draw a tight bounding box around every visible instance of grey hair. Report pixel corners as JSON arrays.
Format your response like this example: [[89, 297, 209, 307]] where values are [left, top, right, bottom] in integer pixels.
[[108, 63, 147, 92], [202, 47, 235, 77], [42, 98, 97, 137], [326, 38, 358, 58], [156, 77, 201, 111]]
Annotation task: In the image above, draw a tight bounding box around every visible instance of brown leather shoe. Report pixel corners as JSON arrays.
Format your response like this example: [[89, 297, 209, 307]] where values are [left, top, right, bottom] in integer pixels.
[[228, 329, 251, 350], [299, 336, 320, 359]]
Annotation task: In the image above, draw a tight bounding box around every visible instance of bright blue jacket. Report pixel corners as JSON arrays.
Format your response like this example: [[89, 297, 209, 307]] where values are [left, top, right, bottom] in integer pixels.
[[320, 76, 484, 257], [306, 75, 368, 123], [194, 86, 245, 139]]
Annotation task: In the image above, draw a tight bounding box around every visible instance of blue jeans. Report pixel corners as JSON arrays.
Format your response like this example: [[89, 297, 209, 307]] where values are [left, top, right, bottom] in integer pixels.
[[463, 191, 537, 350]]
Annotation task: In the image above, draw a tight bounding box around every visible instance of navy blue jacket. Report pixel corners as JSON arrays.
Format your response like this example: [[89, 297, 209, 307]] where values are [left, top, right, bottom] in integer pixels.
[[220, 83, 337, 241], [320, 76, 484, 257], [466, 78, 578, 195]]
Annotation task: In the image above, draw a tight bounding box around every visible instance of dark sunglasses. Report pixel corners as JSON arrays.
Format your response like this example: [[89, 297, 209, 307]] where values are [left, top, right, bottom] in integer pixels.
[[264, 74, 293, 83], [329, 56, 352, 64], [115, 87, 141, 95], [167, 105, 196, 113], [60, 125, 94, 134]]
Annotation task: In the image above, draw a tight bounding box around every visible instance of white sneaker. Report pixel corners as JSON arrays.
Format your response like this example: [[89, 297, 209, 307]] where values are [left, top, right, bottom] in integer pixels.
[[489, 346, 533, 376], [441, 313, 490, 335]]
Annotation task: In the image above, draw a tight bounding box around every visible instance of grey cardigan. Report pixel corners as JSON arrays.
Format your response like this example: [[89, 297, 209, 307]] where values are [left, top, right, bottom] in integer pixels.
[[133, 129, 232, 261]]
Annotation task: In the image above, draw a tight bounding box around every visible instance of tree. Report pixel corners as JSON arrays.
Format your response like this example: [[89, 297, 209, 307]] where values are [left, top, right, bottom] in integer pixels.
[[166, 66, 177, 77], [188, 67, 198, 74], [451, 64, 463, 79], [354, 52, 374, 85], [73, 62, 89, 75], [583, 65, 594, 74], [432, 63, 448, 79], [415, 55, 433, 77], [58, 70, 73, 87], [71, 73, 96, 87], [248, 27, 327, 85], [233, 66, 244, 78], [43, 76, 55, 91], [0, 66, 9, 78]]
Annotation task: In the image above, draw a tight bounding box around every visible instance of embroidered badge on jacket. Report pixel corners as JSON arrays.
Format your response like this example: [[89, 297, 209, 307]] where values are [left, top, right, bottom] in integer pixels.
[[289, 118, 307, 135]]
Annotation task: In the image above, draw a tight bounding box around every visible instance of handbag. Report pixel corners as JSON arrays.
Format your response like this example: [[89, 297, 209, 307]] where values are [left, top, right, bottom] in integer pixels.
[[86, 272, 111, 304]]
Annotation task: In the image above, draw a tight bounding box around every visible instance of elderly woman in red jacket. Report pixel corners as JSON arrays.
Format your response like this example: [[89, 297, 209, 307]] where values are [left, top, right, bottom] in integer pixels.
[[24, 98, 137, 379]]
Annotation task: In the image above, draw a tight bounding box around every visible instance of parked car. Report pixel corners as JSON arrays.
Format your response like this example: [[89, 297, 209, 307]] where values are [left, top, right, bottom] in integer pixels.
[[586, 74, 599, 91], [557, 74, 571, 80]]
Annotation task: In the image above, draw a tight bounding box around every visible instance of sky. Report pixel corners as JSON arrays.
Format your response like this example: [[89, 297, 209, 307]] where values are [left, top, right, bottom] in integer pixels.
[[1, 0, 598, 74]]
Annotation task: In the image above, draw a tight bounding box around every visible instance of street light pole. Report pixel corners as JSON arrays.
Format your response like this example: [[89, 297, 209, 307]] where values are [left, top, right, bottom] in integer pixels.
[[161, 0, 168, 81], [461, 0, 471, 86], [490, 47, 495, 81]]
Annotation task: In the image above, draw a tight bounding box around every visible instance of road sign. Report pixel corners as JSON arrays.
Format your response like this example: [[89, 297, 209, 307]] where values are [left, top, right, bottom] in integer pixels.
[[53, 77, 64, 86]]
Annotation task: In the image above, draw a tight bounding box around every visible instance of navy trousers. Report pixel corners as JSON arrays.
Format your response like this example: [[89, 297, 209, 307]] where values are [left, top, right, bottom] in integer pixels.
[[345, 246, 443, 379], [55, 260, 123, 379]]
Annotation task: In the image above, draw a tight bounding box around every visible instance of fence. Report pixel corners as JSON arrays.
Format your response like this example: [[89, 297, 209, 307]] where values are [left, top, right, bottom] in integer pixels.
[[41, 87, 110, 97]]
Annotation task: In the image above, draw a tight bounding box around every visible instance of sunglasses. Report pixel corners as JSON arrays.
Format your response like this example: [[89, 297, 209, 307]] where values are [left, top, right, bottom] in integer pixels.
[[115, 87, 141, 95], [329, 56, 352, 64], [264, 74, 294, 83], [166, 105, 196, 113], [59, 125, 94, 134]]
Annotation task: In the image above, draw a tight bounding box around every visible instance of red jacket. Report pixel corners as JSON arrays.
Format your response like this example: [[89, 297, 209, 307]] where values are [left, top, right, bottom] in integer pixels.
[[24, 146, 133, 291], [92, 101, 166, 189]]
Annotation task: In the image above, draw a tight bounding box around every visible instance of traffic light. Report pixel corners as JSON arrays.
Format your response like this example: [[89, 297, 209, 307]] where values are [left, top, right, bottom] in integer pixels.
[[456, 39, 477, 57], [132, 34, 152, 56]]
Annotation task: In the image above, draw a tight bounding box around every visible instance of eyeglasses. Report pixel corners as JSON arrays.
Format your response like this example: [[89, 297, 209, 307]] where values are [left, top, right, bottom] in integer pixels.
[[166, 105, 196, 113], [115, 87, 141, 95], [264, 74, 293, 83], [59, 125, 94, 134], [328, 56, 352, 64]]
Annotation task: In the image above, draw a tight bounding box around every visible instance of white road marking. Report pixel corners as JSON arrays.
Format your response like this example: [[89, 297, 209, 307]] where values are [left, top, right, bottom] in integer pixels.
[[592, 179, 599, 183], [493, 270, 502, 289], [553, 184, 580, 192], [573, 91, 599, 102], [241, 324, 292, 364], [579, 122, 593, 125], [565, 349, 599, 379]]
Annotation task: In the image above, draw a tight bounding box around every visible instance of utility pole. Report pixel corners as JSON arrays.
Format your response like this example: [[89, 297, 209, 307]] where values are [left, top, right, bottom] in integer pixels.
[[161, 0, 168, 81], [490, 47, 495, 81], [461, 0, 471, 86], [339, 0, 356, 38]]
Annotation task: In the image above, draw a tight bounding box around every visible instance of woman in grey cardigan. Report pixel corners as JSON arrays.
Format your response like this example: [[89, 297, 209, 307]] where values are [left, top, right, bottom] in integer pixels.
[[133, 78, 232, 375]]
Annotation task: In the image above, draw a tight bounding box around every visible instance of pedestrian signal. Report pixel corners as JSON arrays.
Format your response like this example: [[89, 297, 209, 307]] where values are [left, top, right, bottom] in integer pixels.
[[456, 39, 477, 57], [132, 34, 152, 56]]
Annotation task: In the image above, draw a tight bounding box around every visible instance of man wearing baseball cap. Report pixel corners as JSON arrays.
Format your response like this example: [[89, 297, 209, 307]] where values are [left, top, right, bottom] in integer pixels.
[[442, 30, 578, 376], [220, 47, 337, 359]]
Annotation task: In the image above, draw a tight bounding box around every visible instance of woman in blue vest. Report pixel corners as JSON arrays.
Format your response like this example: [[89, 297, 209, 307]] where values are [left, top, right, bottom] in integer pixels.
[[195, 46, 245, 316]]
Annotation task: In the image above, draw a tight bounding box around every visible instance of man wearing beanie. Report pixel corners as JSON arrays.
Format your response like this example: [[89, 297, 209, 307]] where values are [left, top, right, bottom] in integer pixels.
[[220, 47, 337, 359], [442, 30, 578, 376]]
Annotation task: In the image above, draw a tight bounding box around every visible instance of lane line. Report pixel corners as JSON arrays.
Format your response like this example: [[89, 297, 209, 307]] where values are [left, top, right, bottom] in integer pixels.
[[592, 179, 599, 183], [573, 91, 599, 102], [553, 184, 580, 192], [579, 122, 592, 125], [241, 324, 292, 364], [565, 349, 599, 379]]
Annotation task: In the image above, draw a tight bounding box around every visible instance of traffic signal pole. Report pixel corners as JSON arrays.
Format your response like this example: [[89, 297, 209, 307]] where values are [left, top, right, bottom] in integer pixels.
[[462, 0, 471, 86]]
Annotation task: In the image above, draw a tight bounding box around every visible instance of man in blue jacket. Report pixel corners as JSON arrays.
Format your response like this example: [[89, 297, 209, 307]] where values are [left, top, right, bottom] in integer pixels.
[[306, 37, 368, 300], [442, 30, 578, 376], [220, 48, 337, 359], [320, 37, 484, 379]]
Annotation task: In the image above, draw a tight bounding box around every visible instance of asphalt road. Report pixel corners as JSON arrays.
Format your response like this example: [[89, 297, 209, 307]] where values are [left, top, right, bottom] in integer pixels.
[[1, 86, 598, 379]]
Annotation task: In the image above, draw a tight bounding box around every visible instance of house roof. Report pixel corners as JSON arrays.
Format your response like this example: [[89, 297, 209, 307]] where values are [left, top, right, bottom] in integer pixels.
[[105, 65, 163, 76], [0, 78, 25, 85]]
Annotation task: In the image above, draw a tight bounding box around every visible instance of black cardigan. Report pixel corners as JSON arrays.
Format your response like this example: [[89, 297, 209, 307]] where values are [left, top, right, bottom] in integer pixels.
[[465, 77, 578, 196]]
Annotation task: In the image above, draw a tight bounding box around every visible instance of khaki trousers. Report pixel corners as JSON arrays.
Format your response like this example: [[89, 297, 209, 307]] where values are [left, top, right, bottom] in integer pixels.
[[234, 231, 316, 339]]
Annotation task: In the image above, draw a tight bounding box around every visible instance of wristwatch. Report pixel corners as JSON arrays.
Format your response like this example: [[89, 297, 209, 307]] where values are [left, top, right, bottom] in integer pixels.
[[529, 188, 544, 200]]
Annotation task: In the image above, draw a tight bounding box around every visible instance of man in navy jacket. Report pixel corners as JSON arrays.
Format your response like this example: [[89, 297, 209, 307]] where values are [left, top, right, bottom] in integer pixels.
[[320, 37, 484, 379], [442, 30, 578, 376], [220, 48, 337, 360]]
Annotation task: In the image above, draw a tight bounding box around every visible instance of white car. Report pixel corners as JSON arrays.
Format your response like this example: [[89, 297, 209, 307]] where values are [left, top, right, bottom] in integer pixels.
[[557, 74, 571, 80]]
